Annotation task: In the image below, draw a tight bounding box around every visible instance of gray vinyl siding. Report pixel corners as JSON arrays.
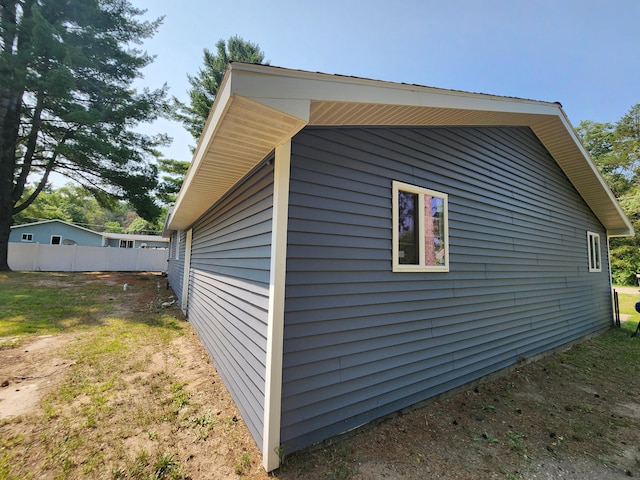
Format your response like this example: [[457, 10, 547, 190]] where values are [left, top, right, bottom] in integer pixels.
[[281, 126, 612, 452], [167, 230, 187, 308], [187, 162, 274, 448]]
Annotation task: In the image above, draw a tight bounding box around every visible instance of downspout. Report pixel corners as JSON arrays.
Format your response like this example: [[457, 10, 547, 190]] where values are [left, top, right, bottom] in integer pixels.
[[263, 140, 291, 471]]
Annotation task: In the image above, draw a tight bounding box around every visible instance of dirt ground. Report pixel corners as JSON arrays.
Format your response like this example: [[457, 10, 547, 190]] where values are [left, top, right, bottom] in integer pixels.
[[2, 274, 640, 479]]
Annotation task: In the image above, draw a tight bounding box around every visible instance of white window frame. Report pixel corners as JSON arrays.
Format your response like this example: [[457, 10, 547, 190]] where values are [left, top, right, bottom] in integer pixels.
[[587, 231, 601, 272], [50, 235, 61, 245], [392, 180, 449, 272], [21, 233, 33, 242], [175, 230, 181, 260], [119, 240, 134, 248]]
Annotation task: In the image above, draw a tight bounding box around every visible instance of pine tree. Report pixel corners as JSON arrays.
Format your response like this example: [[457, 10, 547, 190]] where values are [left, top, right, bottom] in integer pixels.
[[173, 36, 267, 140], [0, 0, 168, 270]]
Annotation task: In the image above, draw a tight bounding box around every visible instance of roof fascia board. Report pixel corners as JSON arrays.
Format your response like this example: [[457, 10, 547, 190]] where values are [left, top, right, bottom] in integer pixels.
[[230, 63, 560, 118], [554, 110, 634, 236], [169, 68, 235, 225]]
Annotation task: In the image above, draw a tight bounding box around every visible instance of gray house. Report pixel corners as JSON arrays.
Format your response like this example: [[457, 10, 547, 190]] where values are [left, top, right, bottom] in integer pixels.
[[10, 219, 168, 248], [10, 219, 104, 246], [163, 63, 633, 471]]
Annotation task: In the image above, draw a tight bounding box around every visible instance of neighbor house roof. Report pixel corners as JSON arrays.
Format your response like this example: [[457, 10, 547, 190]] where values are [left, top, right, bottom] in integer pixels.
[[103, 233, 168, 243], [13, 219, 167, 243], [165, 63, 633, 237], [11, 219, 103, 236]]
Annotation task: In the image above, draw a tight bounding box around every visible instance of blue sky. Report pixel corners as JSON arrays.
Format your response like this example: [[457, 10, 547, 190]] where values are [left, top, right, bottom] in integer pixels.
[[132, 0, 640, 163]]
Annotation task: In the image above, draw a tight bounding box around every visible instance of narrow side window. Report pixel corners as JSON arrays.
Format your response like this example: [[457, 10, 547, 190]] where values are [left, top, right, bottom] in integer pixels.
[[587, 231, 601, 272], [393, 181, 449, 272]]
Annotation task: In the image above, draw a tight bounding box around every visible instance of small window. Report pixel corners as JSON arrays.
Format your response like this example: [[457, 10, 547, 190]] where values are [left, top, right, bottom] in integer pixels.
[[175, 231, 181, 260], [587, 231, 601, 272], [119, 240, 134, 248], [393, 181, 449, 272], [51, 235, 61, 245], [21, 233, 33, 242]]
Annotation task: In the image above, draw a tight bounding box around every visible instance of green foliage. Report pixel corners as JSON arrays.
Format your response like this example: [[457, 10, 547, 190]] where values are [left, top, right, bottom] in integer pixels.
[[156, 158, 190, 205], [1, 0, 170, 270], [577, 104, 640, 285], [126, 216, 162, 235], [173, 35, 267, 141], [12, 183, 164, 233]]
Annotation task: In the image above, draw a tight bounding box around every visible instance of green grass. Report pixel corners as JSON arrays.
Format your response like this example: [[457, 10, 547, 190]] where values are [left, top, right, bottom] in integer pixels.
[[0, 272, 198, 480], [0, 272, 118, 338], [615, 291, 640, 317]]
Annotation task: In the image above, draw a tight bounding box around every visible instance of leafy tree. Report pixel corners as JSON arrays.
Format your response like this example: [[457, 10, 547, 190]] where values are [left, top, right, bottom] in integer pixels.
[[157, 157, 189, 205], [0, 0, 169, 270], [12, 186, 71, 224], [103, 221, 124, 234], [173, 35, 267, 141], [577, 104, 640, 285], [126, 215, 161, 234]]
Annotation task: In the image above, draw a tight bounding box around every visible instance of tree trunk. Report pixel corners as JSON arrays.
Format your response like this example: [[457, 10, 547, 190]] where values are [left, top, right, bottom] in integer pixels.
[[0, 87, 22, 271], [0, 209, 12, 271]]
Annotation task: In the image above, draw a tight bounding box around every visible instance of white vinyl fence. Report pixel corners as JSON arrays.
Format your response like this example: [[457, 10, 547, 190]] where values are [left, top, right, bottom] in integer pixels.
[[8, 243, 169, 272]]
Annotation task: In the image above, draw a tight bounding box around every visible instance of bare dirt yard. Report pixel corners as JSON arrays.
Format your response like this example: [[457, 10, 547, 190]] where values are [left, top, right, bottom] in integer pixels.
[[2, 272, 640, 479]]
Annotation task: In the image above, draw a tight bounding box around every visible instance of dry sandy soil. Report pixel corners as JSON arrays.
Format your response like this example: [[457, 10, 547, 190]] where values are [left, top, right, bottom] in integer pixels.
[[2, 273, 640, 479]]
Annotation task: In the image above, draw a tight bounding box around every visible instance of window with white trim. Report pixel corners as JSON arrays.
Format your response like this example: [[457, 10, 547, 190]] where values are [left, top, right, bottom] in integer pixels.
[[393, 181, 449, 272], [119, 240, 134, 248], [175, 231, 181, 260], [51, 235, 61, 245], [587, 231, 601, 272], [21, 233, 33, 242]]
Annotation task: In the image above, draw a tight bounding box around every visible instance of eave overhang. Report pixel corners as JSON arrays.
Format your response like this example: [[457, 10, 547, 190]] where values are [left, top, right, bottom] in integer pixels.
[[166, 63, 633, 237]]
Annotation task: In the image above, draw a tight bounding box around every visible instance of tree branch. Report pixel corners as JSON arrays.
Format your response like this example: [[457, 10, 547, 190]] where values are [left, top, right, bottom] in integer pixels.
[[12, 88, 45, 204]]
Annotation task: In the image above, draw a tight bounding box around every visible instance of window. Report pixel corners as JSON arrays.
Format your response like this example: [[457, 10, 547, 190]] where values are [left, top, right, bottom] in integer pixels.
[[587, 231, 601, 272], [51, 235, 61, 245], [175, 231, 181, 260], [119, 240, 134, 248], [21, 233, 33, 242], [393, 181, 449, 272]]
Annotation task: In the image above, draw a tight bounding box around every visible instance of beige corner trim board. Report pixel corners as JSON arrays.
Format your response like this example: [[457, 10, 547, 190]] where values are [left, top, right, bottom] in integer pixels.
[[181, 229, 192, 314], [262, 139, 291, 471]]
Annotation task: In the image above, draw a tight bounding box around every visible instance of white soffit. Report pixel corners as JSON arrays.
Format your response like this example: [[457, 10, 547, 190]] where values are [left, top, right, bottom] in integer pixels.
[[167, 63, 632, 236]]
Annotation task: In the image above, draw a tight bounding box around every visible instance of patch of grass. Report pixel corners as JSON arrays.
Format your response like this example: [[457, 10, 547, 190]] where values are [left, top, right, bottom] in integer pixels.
[[614, 291, 639, 317], [170, 382, 191, 412], [0, 272, 195, 479], [152, 453, 183, 480], [0, 272, 115, 337], [481, 402, 497, 412], [323, 443, 355, 480], [506, 431, 526, 453], [235, 452, 252, 475]]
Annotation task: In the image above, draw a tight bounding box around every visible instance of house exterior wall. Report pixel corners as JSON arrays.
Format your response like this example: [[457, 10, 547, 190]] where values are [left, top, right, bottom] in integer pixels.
[[185, 162, 274, 447], [167, 230, 187, 308], [280, 126, 612, 452], [9, 221, 103, 246]]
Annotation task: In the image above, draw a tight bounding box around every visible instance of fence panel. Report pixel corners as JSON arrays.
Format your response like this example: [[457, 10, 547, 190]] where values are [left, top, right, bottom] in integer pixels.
[[8, 243, 169, 272]]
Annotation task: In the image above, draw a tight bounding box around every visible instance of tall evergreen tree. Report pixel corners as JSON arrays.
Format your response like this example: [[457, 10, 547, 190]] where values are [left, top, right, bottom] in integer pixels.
[[577, 104, 640, 285], [173, 35, 267, 141], [0, 0, 169, 271], [156, 157, 189, 205]]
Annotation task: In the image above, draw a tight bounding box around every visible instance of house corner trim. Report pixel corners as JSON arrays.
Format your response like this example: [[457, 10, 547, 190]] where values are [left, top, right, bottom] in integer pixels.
[[181, 229, 193, 314], [263, 139, 291, 471]]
